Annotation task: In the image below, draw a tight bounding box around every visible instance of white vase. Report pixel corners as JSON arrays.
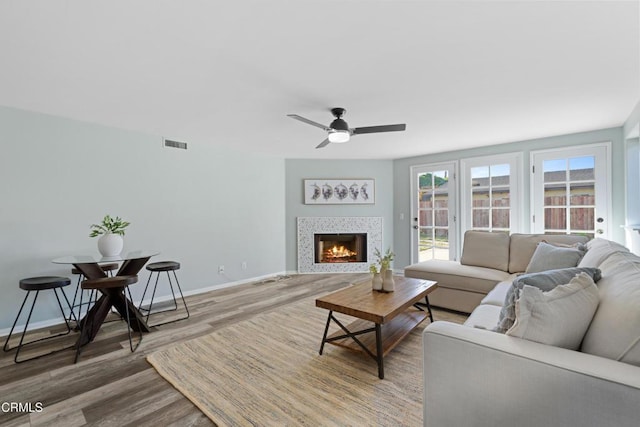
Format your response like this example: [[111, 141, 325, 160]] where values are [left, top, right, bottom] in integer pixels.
[[97, 233, 123, 257], [382, 268, 395, 292], [372, 273, 383, 291]]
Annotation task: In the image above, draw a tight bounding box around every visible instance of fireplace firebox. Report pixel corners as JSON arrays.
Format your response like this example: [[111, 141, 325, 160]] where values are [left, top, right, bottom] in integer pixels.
[[314, 233, 367, 264]]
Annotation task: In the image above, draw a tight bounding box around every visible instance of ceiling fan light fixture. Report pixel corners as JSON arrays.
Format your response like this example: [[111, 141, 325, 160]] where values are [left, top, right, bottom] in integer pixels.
[[328, 130, 350, 143], [287, 107, 405, 149], [329, 118, 349, 131]]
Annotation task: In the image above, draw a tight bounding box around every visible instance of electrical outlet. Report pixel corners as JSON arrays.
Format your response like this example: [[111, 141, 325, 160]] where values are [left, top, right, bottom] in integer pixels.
[[218, 265, 224, 274], [241, 261, 247, 270]]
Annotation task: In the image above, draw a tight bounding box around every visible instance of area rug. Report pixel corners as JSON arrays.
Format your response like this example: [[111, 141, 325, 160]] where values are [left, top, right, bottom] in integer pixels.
[[147, 297, 429, 426]]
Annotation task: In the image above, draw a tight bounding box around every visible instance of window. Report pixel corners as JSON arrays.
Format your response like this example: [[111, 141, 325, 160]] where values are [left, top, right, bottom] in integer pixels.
[[531, 143, 610, 238], [461, 153, 522, 235]]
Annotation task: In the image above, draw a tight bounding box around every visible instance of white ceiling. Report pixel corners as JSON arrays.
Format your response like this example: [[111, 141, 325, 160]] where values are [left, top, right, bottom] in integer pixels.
[[0, 1, 638, 159]]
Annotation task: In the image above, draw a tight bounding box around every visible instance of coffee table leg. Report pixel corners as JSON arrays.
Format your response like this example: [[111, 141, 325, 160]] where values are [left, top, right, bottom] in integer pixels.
[[319, 310, 333, 355], [424, 296, 434, 322], [375, 323, 384, 379], [415, 296, 435, 323]]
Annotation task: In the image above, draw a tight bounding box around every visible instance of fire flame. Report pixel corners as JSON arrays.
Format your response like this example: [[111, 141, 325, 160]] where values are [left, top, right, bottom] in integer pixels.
[[327, 245, 356, 258]]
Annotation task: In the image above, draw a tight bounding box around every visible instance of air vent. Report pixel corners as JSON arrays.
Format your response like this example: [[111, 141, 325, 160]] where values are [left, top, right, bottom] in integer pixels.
[[163, 138, 188, 150]]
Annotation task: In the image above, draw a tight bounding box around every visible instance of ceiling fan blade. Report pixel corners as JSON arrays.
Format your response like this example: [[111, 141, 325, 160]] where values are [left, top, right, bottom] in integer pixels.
[[316, 138, 331, 149], [287, 114, 330, 131], [352, 124, 406, 135]]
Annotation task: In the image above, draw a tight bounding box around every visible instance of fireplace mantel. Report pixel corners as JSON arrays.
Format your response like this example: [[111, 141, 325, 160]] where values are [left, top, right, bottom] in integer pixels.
[[297, 217, 383, 273]]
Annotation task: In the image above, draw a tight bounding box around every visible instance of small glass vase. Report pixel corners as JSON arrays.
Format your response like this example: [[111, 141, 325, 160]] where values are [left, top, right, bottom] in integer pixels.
[[371, 273, 383, 291], [382, 268, 395, 292]]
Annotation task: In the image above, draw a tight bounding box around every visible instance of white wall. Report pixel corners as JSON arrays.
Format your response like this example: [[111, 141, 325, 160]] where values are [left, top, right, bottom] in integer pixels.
[[0, 106, 285, 331]]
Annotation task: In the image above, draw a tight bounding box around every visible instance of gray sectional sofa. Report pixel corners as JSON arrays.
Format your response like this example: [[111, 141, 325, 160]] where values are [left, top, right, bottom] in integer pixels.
[[405, 231, 589, 313], [411, 235, 640, 427]]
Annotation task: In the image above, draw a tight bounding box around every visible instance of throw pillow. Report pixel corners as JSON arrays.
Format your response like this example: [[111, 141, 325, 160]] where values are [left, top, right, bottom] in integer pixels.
[[508, 234, 589, 273], [460, 230, 510, 272], [580, 251, 640, 366], [506, 272, 600, 350], [494, 267, 601, 333], [525, 241, 586, 274], [578, 238, 629, 268], [542, 240, 588, 252]]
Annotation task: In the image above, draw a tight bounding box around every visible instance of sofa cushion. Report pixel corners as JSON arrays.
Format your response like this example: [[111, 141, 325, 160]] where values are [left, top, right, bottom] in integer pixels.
[[505, 272, 599, 350], [464, 304, 502, 330], [578, 238, 630, 268], [525, 242, 586, 273], [508, 233, 589, 273], [460, 230, 510, 272], [581, 251, 640, 366], [404, 259, 513, 294], [480, 280, 512, 306], [494, 267, 602, 333]]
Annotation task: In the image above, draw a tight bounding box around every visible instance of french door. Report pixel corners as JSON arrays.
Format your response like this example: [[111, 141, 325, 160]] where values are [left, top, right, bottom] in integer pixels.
[[531, 143, 611, 238], [410, 162, 457, 263]]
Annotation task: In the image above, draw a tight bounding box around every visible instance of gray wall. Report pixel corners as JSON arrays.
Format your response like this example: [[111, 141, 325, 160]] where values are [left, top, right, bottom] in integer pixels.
[[285, 159, 394, 272], [623, 100, 640, 252], [0, 106, 285, 331], [393, 127, 626, 269]]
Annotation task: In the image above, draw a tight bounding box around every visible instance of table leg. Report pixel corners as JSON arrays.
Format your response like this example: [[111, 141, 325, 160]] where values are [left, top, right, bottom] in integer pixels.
[[319, 310, 333, 355], [116, 257, 151, 332], [375, 323, 384, 379], [414, 296, 434, 323], [72, 262, 108, 280], [318, 311, 386, 378], [76, 294, 112, 347], [321, 314, 377, 359], [107, 288, 150, 333], [118, 257, 150, 276], [424, 296, 434, 322]]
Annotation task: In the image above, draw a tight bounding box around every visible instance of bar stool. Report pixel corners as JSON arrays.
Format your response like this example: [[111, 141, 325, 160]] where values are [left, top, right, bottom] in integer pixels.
[[67, 263, 119, 322], [139, 261, 189, 326], [74, 275, 141, 363], [3, 276, 75, 363]]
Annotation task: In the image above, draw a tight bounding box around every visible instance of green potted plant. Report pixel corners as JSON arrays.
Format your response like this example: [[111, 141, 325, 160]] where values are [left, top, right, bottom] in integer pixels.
[[374, 248, 395, 271], [90, 215, 130, 257]]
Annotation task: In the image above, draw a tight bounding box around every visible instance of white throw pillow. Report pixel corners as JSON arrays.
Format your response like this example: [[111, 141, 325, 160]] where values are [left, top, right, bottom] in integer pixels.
[[580, 251, 640, 366], [578, 238, 629, 268], [506, 272, 599, 350]]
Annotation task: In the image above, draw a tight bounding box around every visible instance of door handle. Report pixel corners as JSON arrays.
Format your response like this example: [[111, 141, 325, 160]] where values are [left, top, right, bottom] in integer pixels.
[[596, 229, 604, 234], [597, 217, 604, 223], [413, 225, 419, 230]]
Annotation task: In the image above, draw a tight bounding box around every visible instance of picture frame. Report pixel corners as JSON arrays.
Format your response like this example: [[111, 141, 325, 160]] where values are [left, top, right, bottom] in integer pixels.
[[303, 179, 375, 205]]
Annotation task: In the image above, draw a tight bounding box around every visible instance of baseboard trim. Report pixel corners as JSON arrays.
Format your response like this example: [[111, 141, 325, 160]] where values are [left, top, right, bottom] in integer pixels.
[[180, 271, 290, 298]]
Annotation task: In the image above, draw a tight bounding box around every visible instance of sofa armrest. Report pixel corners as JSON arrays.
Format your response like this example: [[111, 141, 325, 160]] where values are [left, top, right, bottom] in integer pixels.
[[423, 322, 640, 427]]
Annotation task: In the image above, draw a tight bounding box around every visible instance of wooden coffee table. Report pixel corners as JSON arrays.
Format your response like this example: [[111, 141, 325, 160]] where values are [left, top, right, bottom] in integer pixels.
[[315, 276, 437, 379]]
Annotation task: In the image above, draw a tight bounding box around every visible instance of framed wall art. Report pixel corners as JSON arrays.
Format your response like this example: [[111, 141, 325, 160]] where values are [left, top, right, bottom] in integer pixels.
[[303, 179, 375, 205]]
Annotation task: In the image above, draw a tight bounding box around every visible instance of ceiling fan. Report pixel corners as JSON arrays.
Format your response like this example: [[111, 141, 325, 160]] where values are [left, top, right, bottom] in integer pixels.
[[287, 107, 406, 149]]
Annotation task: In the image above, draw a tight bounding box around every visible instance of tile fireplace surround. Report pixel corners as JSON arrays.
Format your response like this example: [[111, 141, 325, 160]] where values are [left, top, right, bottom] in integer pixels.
[[297, 216, 383, 273]]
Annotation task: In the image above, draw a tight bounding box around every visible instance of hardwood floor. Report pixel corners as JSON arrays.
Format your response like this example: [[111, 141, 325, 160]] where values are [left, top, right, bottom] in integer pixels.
[[0, 273, 467, 426]]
